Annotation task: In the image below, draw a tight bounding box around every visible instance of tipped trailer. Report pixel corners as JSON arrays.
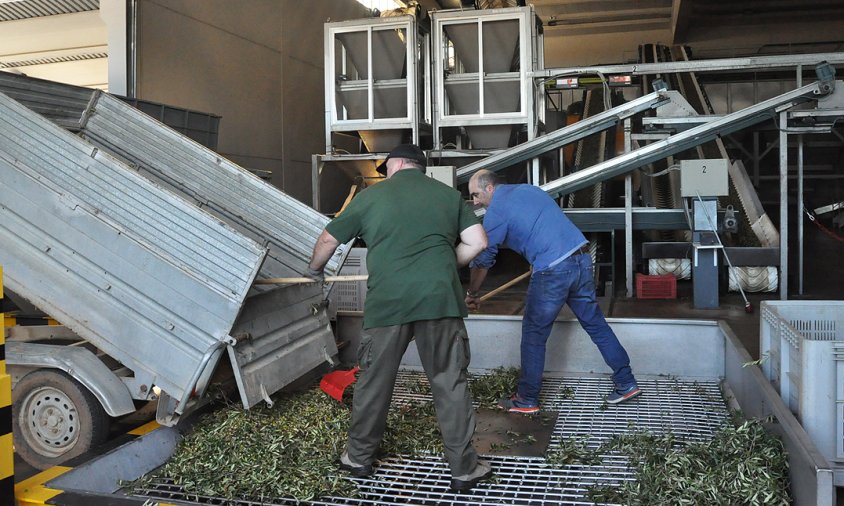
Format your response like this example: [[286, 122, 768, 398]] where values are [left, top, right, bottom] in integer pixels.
[[0, 87, 348, 469], [17, 315, 834, 506]]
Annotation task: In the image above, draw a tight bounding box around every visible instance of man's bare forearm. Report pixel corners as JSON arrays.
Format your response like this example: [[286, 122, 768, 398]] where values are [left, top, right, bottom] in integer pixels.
[[309, 229, 341, 271], [468, 267, 489, 294]]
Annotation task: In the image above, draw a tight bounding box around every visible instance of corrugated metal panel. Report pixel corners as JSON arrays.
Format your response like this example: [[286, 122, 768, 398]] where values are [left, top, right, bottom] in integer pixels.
[[0, 90, 267, 413], [0, 71, 92, 130], [0, 52, 107, 68], [229, 283, 337, 409], [0, 0, 98, 21], [79, 91, 346, 282]]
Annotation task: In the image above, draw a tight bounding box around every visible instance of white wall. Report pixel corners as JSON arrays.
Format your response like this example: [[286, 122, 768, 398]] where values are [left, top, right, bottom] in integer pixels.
[[100, 0, 128, 95]]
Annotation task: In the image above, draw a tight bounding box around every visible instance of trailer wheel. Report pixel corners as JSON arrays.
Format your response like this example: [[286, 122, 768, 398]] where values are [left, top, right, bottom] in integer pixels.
[[12, 369, 109, 470]]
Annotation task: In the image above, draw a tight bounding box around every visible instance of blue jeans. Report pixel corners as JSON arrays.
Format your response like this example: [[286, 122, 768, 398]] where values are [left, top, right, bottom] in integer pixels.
[[518, 253, 635, 402]]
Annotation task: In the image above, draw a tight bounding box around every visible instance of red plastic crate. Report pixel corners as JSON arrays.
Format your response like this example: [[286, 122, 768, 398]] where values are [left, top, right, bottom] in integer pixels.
[[635, 273, 677, 299]]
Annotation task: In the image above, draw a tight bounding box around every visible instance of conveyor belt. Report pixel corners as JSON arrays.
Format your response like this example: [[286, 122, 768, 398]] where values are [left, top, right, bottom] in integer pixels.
[[540, 78, 833, 198]]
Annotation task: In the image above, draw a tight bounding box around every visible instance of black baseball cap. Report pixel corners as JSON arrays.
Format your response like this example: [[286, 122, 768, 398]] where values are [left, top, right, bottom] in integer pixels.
[[376, 144, 427, 175]]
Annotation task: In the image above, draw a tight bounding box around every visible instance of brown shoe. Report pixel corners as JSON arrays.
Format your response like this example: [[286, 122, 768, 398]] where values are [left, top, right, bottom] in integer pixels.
[[450, 459, 493, 492], [338, 451, 373, 478]]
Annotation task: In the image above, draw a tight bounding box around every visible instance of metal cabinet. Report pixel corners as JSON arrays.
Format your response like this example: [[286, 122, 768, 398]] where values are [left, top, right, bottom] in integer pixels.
[[324, 15, 431, 154], [432, 6, 543, 150]]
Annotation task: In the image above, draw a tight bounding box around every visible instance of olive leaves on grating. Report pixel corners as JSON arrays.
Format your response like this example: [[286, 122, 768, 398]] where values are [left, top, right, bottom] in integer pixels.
[[132, 368, 521, 502]]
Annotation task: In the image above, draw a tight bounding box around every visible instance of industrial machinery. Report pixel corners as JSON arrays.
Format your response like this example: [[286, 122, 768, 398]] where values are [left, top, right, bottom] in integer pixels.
[[681, 159, 732, 309], [533, 54, 844, 300], [317, 4, 844, 303], [317, 12, 433, 215], [324, 13, 430, 154], [461, 62, 838, 300], [315, 6, 546, 215], [431, 6, 543, 151]]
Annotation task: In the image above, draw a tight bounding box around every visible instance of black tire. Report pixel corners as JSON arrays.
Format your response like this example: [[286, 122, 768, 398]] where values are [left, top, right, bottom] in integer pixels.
[[12, 369, 109, 470]]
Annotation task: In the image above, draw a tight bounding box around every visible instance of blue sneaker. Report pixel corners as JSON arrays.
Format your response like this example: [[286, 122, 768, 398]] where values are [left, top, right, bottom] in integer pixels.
[[607, 384, 642, 404], [498, 394, 540, 414]]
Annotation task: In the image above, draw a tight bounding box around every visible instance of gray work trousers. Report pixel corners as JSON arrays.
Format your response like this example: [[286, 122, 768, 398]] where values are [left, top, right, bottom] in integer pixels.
[[345, 317, 479, 477]]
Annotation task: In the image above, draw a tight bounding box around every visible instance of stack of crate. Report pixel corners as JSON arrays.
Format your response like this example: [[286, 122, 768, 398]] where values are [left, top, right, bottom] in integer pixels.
[[759, 300, 844, 480]]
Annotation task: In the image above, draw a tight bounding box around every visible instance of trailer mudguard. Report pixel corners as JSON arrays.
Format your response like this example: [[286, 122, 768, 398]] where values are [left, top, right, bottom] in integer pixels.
[[6, 341, 136, 417]]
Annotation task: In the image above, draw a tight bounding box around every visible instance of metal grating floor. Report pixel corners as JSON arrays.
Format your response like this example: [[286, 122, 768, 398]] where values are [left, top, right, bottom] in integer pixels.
[[133, 371, 730, 505]]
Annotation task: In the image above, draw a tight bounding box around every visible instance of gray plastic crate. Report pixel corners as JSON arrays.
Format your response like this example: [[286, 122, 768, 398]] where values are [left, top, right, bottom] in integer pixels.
[[117, 97, 220, 150], [760, 300, 844, 484], [328, 247, 367, 317]]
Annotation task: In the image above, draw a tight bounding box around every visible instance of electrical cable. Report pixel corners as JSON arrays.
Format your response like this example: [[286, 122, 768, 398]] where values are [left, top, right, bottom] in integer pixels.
[[593, 70, 612, 110], [682, 195, 693, 230], [804, 206, 844, 244], [541, 70, 614, 110], [641, 164, 681, 177]]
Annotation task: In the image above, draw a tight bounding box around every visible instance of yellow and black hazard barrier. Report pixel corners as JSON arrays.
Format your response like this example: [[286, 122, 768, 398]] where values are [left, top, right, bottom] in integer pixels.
[[1, 268, 175, 505], [1, 266, 14, 504], [13, 419, 169, 505]]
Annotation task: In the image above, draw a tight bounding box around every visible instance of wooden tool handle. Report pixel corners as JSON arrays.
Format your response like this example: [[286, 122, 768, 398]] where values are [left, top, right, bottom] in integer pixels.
[[254, 275, 368, 285], [479, 271, 531, 302]]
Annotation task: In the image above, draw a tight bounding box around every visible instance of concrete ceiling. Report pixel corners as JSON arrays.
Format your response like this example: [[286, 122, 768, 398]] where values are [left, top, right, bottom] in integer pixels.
[[387, 0, 844, 66], [0, 0, 97, 20], [2, 0, 842, 86], [0, 0, 107, 88], [404, 0, 844, 47]]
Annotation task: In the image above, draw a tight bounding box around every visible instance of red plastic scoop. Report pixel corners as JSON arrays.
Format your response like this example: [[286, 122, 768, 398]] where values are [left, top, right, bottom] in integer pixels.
[[320, 366, 360, 402]]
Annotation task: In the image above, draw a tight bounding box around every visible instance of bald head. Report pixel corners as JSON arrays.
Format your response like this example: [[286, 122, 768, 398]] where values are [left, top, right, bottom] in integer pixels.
[[470, 169, 498, 190], [468, 169, 499, 208]]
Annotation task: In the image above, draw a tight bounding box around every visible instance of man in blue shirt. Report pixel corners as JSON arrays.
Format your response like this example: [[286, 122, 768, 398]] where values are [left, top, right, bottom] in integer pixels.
[[465, 169, 641, 413]]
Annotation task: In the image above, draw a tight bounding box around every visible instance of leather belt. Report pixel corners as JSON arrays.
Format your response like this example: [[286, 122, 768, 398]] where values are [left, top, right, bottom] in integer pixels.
[[575, 244, 590, 255]]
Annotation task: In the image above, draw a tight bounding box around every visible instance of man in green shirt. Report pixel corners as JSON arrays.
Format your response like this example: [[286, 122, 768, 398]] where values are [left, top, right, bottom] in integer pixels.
[[305, 144, 492, 491]]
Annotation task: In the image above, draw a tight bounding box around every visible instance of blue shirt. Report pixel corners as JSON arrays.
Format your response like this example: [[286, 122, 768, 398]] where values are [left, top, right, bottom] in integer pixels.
[[470, 184, 587, 272]]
